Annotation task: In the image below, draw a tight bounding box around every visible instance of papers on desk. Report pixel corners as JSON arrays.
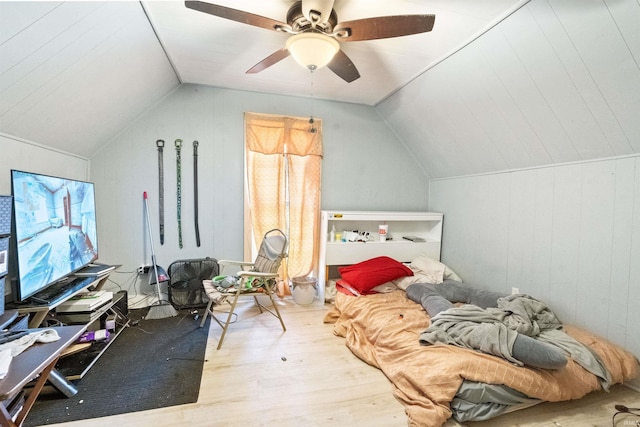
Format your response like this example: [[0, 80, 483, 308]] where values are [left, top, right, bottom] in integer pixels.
[[0, 348, 11, 379], [0, 329, 61, 379]]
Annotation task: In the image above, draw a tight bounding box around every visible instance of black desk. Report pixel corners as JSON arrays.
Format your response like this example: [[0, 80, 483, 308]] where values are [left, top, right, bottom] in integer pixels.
[[0, 325, 86, 427]]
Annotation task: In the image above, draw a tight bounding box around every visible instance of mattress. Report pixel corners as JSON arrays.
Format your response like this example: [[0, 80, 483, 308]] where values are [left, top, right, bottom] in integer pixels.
[[324, 289, 639, 426]]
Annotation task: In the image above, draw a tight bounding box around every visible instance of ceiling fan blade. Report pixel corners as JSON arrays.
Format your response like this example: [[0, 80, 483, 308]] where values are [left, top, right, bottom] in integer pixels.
[[246, 48, 291, 74], [185, 1, 289, 32], [334, 15, 435, 42], [327, 49, 360, 83]]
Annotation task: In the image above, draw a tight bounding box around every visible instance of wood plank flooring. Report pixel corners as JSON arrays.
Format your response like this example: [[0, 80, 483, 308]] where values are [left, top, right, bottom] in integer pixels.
[[40, 298, 640, 427]]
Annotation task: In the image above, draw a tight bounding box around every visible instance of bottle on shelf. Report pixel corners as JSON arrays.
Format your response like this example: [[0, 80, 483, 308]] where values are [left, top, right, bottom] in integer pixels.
[[329, 224, 336, 242]]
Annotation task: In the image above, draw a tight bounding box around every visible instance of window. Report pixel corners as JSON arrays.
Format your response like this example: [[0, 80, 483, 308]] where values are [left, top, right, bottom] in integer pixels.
[[244, 113, 323, 282]]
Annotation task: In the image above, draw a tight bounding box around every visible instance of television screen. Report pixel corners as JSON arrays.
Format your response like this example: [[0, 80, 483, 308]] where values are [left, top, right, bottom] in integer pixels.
[[10, 170, 98, 301]]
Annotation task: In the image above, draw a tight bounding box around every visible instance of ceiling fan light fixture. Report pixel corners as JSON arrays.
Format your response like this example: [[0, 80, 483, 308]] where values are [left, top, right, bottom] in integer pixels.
[[286, 32, 339, 71]]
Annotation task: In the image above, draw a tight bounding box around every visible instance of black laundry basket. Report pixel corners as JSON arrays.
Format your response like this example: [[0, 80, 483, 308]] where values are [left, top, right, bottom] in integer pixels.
[[167, 257, 219, 309]]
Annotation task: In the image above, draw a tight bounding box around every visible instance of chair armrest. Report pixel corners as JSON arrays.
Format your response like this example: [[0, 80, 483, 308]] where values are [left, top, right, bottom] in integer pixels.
[[237, 271, 278, 279], [218, 259, 255, 270]]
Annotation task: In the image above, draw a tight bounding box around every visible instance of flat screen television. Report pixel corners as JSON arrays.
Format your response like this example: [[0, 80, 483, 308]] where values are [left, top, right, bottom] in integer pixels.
[[9, 169, 98, 301]]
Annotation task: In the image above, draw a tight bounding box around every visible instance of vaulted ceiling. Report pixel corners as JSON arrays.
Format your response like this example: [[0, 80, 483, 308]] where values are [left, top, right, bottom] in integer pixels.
[[381, 0, 640, 178], [1, 1, 639, 179], [0, 0, 524, 158], [147, 0, 525, 105]]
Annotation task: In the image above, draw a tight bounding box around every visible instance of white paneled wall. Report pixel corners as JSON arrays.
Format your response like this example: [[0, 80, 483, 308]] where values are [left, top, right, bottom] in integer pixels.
[[0, 2, 178, 158], [1, 84, 430, 307], [88, 84, 429, 304], [430, 155, 640, 358], [378, 0, 640, 179], [0, 133, 89, 195], [0, 133, 89, 302]]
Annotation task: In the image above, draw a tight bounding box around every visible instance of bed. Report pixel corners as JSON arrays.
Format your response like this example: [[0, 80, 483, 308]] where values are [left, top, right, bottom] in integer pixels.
[[323, 255, 640, 427]]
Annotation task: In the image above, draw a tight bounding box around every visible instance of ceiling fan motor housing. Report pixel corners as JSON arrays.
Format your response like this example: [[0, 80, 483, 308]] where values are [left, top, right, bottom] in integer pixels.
[[288, 1, 337, 34], [302, 0, 335, 24]]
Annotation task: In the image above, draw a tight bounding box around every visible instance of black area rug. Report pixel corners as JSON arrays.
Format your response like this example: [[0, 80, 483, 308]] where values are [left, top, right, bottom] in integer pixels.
[[25, 308, 209, 426]]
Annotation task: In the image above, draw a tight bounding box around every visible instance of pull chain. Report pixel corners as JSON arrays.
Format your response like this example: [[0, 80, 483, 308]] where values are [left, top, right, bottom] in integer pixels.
[[309, 70, 316, 133]]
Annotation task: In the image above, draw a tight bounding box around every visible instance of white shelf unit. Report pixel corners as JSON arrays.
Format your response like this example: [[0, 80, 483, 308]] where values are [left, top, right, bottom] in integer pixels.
[[317, 210, 443, 302]]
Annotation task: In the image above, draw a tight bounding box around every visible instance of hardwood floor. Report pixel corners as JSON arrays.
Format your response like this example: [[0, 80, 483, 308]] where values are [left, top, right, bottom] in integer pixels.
[[41, 298, 640, 427]]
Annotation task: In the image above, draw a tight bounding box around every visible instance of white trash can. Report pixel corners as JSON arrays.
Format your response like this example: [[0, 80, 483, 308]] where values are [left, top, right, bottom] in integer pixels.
[[292, 276, 317, 305]]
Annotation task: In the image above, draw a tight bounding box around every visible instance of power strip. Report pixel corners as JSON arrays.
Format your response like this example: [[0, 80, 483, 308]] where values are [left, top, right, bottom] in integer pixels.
[[137, 265, 152, 274]]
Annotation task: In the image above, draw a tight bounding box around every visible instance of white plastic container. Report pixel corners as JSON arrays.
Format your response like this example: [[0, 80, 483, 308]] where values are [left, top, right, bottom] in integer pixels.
[[292, 276, 317, 305]]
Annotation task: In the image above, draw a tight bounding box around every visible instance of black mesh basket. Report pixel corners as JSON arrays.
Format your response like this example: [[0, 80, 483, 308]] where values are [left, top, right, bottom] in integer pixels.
[[167, 257, 219, 309]]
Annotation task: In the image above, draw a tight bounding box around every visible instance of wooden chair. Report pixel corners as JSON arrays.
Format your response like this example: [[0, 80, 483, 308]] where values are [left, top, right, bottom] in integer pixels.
[[200, 229, 288, 349]]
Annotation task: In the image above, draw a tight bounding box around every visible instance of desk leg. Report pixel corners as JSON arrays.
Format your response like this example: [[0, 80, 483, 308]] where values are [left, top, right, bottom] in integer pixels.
[[47, 368, 78, 397], [27, 311, 48, 328], [0, 404, 15, 427], [11, 356, 59, 427]]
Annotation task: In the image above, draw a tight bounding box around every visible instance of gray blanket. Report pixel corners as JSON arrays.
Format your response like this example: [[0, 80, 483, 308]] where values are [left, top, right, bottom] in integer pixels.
[[419, 294, 612, 389]]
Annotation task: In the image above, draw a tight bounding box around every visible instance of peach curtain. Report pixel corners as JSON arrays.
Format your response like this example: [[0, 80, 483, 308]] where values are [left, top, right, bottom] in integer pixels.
[[245, 112, 323, 280]]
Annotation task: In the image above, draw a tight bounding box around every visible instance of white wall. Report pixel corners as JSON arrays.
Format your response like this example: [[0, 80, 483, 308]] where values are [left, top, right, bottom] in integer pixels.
[[0, 133, 89, 195], [89, 84, 429, 304], [430, 155, 640, 358], [378, 0, 640, 179], [0, 132, 90, 302], [0, 1, 179, 158]]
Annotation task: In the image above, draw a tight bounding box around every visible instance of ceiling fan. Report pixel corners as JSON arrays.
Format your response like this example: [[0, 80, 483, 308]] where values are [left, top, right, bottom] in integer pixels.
[[184, 0, 435, 83]]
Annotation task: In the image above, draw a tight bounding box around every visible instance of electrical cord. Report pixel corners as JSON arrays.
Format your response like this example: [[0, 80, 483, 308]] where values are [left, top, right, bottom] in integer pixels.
[[106, 269, 138, 292], [108, 268, 170, 302], [209, 307, 238, 324], [119, 268, 173, 309], [100, 270, 137, 297], [128, 294, 156, 309], [127, 324, 154, 335], [612, 404, 640, 426]]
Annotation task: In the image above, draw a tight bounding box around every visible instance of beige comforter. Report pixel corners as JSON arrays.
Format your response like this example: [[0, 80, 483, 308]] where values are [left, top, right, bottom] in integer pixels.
[[324, 290, 639, 427]]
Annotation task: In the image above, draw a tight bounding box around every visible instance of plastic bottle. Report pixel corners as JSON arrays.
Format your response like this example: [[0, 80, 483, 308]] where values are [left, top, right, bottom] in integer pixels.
[[330, 224, 336, 242]]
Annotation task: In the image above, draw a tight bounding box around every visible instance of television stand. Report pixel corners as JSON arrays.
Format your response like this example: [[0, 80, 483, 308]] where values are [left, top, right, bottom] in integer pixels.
[[8, 269, 130, 393], [54, 291, 129, 380], [28, 276, 95, 307], [11, 271, 115, 328]]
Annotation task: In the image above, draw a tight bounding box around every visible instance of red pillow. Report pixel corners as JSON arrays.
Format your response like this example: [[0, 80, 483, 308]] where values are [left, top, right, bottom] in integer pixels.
[[335, 279, 363, 297], [338, 256, 413, 294]]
